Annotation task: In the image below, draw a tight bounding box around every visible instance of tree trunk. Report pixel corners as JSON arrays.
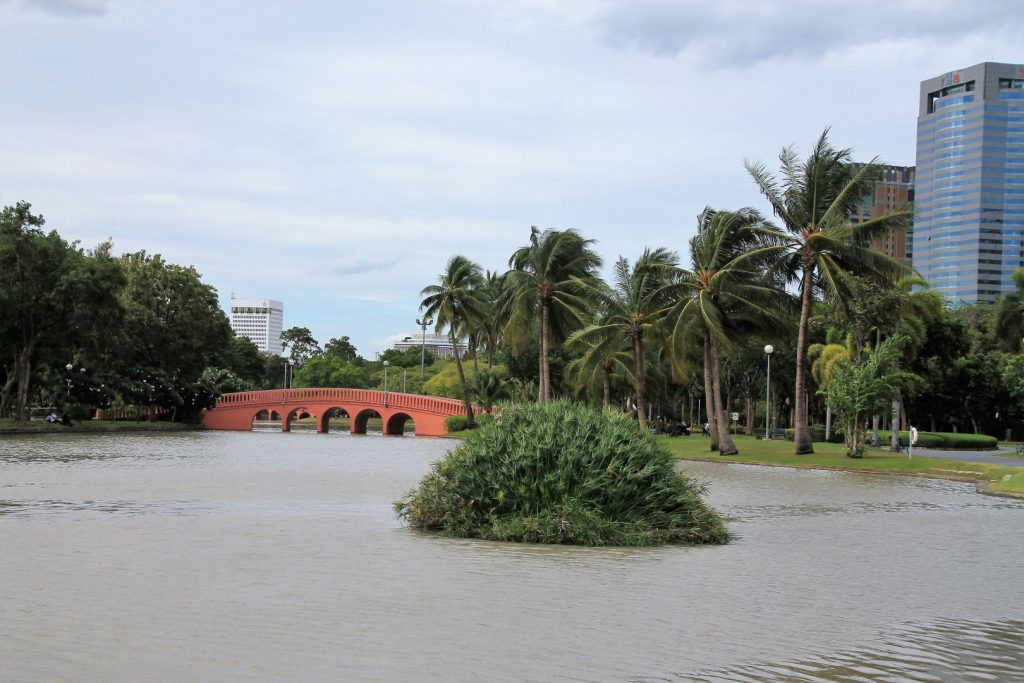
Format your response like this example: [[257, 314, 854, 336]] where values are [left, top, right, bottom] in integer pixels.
[[451, 329, 475, 427], [601, 366, 610, 411], [633, 332, 647, 430], [539, 300, 551, 403], [710, 335, 737, 455], [793, 265, 815, 454], [825, 403, 832, 441], [0, 369, 16, 418], [702, 331, 719, 451], [889, 397, 901, 452], [745, 392, 754, 436], [871, 414, 880, 447], [15, 342, 35, 422]]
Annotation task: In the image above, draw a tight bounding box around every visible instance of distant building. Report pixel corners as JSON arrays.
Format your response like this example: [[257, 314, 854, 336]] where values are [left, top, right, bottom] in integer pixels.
[[230, 296, 284, 355], [393, 332, 465, 359], [914, 61, 1024, 303], [851, 163, 915, 263]]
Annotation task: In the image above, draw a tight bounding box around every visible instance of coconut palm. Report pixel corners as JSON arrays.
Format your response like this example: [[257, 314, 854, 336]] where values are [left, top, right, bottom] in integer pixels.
[[567, 248, 677, 429], [668, 208, 786, 455], [746, 129, 911, 454], [565, 329, 634, 411], [505, 226, 603, 403], [466, 369, 510, 413], [420, 255, 484, 426], [474, 270, 507, 369]]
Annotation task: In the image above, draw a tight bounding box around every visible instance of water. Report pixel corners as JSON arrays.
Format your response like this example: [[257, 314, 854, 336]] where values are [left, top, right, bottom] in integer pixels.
[[2, 431, 1023, 682]]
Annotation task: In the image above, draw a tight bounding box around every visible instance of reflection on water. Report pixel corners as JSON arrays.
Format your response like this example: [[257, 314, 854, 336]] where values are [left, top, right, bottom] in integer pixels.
[[1, 432, 1023, 682]]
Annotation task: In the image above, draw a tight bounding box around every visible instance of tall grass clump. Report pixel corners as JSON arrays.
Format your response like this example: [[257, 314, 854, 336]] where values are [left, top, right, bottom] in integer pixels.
[[394, 400, 729, 546]]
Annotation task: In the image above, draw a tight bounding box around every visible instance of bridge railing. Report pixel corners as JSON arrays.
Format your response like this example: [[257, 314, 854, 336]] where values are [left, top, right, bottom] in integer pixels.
[[213, 388, 466, 415]]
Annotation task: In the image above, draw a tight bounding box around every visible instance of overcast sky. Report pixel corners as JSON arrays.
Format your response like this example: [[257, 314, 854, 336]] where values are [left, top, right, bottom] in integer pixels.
[[3, 0, 1022, 356]]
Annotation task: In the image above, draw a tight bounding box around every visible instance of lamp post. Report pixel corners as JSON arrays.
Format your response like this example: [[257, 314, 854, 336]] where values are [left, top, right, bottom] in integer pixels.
[[416, 317, 433, 379], [65, 362, 73, 398], [402, 368, 407, 393], [284, 361, 292, 390], [764, 344, 774, 439], [383, 360, 389, 407]]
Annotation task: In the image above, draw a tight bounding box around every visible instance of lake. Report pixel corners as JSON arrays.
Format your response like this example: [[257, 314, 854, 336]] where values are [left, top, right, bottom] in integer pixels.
[[2, 430, 1022, 682]]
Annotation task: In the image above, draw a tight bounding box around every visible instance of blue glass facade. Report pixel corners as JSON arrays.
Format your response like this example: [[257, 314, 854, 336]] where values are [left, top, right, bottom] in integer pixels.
[[915, 62, 1024, 303]]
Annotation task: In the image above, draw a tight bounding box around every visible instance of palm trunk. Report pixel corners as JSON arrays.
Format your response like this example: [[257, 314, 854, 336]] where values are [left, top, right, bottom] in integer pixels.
[[889, 394, 901, 452], [15, 342, 35, 422], [745, 392, 754, 436], [539, 300, 551, 403], [633, 333, 647, 430], [702, 331, 719, 451], [793, 265, 815, 454], [601, 365, 611, 411], [451, 329, 475, 427], [825, 403, 832, 441], [710, 335, 737, 455]]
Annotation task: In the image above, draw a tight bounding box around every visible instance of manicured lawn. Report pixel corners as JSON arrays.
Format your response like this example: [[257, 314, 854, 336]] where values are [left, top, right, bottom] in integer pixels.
[[659, 434, 1023, 493], [0, 419, 197, 433]]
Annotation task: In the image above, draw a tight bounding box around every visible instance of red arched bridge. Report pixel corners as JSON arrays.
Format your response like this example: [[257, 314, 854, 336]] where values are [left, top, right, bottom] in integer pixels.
[[202, 388, 467, 436]]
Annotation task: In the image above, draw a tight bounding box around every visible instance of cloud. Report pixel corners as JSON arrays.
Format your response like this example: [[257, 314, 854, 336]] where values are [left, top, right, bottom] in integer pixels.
[[594, 0, 1024, 66], [328, 254, 401, 277], [5, 0, 109, 17]]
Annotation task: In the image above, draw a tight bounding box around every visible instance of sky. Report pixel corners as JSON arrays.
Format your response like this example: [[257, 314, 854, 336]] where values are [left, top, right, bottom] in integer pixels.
[[3, 0, 1023, 357]]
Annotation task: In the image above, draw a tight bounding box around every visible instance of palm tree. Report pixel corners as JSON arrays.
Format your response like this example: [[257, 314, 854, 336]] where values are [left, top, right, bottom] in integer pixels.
[[668, 208, 785, 455], [420, 255, 484, 426], [809, 334, 852, 442], [568, 248, 677, 429], [466, 369, 510, 413], [565, 329, 633, 411], [505, 226, 602, 403], [474, 270, 507, 369], [746, 129, 911, 454]]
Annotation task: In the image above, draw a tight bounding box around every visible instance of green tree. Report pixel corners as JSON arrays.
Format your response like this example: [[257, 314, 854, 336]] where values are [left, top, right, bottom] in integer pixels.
[[505, 226, 602, 403], [995, 267, 1024, 353], [292, 356, 369, 389], [465, 368, 510, 413], [0, 203, 125, 420], [823, 336, 906, 457], [746, 129, 911, 454], [323, 335, 362, 363], [117, 251, 233, 418], [565, 313, 633, 411], [280, 326, 321, 366], [669, 208, 785, 455], [569, 248, 677, 429], [221, 336, 265, 388], [420, 255, 484, 425]]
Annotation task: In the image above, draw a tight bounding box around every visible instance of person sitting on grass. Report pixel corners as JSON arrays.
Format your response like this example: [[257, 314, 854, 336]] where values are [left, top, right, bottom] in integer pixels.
[[45, 410, 58, 424]]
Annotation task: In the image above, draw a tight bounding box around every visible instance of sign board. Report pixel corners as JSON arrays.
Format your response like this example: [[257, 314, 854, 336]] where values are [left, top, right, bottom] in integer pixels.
[[731, 412, 739, 421]]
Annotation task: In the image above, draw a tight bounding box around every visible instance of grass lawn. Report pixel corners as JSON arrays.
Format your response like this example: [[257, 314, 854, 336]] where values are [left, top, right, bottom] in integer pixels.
[[659, 434, 1024, 496], [0, 418, 197, 433]]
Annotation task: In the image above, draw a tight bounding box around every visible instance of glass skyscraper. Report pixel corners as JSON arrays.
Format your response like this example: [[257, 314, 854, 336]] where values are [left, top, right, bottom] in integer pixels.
[[914, 62, 1024, 303]]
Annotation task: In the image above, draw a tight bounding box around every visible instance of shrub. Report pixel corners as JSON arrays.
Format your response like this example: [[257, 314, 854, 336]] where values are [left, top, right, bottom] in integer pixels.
[[443, 414, 468, 433], [875, 430, 996, 450], [784, 425, 839, 443], [395, 400, 729, 546]]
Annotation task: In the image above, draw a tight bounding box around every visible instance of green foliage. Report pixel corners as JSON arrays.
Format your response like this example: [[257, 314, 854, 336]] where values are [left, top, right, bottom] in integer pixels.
[[379, 346, 432, 368], [280, 326, 321, 365], [395, 400, 729, 546], [292, 356, 369, 389], [323, 336, 363, 364], [444, 414, 468, 432]]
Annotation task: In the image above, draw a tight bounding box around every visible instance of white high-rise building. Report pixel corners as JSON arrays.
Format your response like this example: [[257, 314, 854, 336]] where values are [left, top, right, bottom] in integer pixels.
[[230, 296, 284, 355]]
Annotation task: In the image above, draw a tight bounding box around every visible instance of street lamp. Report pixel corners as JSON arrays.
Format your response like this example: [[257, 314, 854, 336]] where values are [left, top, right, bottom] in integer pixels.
[[402, 367, 407, 393], [416, 317, 433, 378], [764, 345, 773, 439], [383, 360, 390, 407], [284, 361, 292, 390]]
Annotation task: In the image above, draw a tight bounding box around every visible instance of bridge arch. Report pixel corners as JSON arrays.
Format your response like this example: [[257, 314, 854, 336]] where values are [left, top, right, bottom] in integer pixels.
[[319, 407, 351, 434], [385, 412, 415, 436], [353, 408, 383, 435], [283, 407, 314, 432]]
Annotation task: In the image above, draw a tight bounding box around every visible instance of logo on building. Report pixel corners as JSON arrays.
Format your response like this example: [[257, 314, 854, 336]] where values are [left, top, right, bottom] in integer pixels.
[[941, 72, 961, 87]]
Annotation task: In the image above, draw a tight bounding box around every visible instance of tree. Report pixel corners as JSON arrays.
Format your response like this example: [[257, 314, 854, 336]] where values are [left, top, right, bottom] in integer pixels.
[[465, 368, 510, 413], [823, 336, 906, 457], [222, 336, 265, 388], [668, 208, 786, 455], [117, 251, 233, 418], [569, 248, 677, 429], [565, 313, 633, 411], [420, 255, 484, 425], [746, 129, 911, 454], [280, 327, 321, 366], [995, 267, 1024, 353], [0, 202, 125, 420], [323, 336, 362, 363], [505, 226, 602, 403], [292, 356, 369, 389]]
